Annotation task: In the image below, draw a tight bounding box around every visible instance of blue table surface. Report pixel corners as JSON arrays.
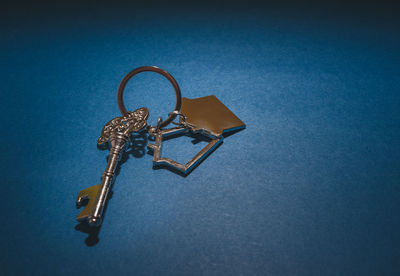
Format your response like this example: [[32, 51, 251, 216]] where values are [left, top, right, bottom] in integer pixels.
[[1, 1, 399, 275]]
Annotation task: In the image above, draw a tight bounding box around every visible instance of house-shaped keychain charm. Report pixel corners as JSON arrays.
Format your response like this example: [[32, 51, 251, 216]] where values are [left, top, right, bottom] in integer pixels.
[[148, 95, 245, 174]]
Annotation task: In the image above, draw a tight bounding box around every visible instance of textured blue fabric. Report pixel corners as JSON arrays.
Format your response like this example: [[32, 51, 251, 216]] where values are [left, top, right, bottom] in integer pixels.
[[1, 1, 399, 275]]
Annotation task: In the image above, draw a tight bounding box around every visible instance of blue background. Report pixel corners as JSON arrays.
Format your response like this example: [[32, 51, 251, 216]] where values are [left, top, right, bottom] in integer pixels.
[[1, 1, 399, 275]]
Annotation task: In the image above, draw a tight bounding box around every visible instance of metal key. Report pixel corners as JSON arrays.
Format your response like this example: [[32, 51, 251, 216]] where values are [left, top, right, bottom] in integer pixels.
[[76, 107, 149, 226]]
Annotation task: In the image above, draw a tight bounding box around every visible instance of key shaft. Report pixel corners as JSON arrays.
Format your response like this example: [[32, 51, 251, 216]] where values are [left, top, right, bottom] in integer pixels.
[[89, 133, 129, 226]]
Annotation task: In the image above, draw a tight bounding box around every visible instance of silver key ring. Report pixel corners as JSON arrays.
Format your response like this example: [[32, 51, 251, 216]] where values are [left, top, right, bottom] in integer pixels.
[[117, 66, 182, 129]]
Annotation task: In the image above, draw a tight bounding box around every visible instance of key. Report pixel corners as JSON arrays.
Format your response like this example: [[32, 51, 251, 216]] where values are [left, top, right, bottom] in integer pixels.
[[76, 107, 149, 226]]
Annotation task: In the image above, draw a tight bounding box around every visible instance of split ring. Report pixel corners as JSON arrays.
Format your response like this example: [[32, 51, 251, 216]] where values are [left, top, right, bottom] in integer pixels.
[[117, 66, 182, 129]]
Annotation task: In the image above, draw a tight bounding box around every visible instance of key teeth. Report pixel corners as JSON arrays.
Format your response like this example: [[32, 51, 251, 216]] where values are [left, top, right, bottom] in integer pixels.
[[76, 195, 88, 208], [75, 184, 102, 222]]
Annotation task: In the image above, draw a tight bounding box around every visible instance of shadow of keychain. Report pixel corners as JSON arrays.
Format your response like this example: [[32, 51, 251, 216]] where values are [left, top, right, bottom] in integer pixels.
[[76, 66, 246, 227]]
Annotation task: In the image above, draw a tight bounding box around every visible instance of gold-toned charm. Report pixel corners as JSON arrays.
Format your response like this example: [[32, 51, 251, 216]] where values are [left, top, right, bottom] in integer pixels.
[[181, 95, 245, 137], [148, 95, 245, 174]]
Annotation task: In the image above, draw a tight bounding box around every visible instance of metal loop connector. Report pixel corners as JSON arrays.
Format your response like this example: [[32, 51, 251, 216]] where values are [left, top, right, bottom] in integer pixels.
[[117, 66, 182, 129]]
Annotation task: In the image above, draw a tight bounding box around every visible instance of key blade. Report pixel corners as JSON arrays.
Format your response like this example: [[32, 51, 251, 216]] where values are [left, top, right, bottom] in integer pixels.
[[76, 184, 101, 222]]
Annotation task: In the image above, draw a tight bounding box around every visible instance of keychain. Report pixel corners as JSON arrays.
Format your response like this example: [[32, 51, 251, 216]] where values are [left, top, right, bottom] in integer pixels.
[[76, 66, 245, 227]]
